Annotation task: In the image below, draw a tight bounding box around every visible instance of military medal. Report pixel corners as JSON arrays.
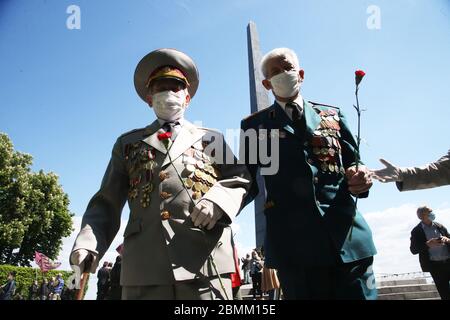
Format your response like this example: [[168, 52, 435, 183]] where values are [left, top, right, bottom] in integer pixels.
[[196, 160, 205, 169], [192, 191, 202, 200], [185, 164, 196, 174], [184, 177, 194, 188]]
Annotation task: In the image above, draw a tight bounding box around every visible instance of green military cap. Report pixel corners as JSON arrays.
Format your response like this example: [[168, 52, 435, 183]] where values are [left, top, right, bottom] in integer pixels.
[[134, 48, 199, 102]]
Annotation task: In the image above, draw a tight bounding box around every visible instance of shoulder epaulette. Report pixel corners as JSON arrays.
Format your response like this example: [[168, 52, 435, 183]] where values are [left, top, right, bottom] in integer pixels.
[[242, 106, 272, 121], [308, 101, 340, 110], [118, 127, 146, 139]]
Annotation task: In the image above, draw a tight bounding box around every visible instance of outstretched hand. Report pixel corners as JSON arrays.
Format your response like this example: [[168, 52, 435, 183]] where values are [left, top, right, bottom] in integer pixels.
[[371, 159, 402, 183]]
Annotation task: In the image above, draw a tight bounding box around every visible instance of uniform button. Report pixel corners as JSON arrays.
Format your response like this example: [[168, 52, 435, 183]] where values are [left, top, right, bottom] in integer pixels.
[[161, 210, 170, 220], [340, 250, 346, 255], [307, 159, 314, 164], [159, 171, 168, 181], [313, 177, 319, 184], [160, 191, 172, 199], [304, 142, 308, 147]]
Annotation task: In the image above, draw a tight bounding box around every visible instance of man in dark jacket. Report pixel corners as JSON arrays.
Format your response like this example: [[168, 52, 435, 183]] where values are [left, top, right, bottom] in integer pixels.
[[0, 271, 16, 300], [28, 280, 39, 300], [410, 206, 450, 300], [96, 261, 110, 300], [39, 278, 50, 300], [106, 256, 122, 300]]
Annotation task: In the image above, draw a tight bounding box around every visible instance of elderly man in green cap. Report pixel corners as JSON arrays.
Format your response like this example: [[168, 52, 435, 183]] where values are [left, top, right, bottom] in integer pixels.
[[70, 48, 251, 300]]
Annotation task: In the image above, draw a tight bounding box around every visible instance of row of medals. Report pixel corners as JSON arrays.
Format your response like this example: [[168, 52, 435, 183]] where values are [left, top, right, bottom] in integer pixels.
[[125, 142, 156, 208], [182, 148, 220, 200], [311, 109, 345, 174]]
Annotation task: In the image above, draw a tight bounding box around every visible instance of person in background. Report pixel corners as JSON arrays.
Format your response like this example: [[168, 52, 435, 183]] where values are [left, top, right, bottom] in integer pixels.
[[410, 206, 450, 300], [48, 276, 56, 300], [249, 251, 263, 299], [241, 253, 251, 285], [261, 266, 281, 300], [28, 280, 39, 300], [52, 274, 64, 300], [39, 278, 49, 300], [0, 271, 16, 300], [106, 256, 122, 300], [96, 261, 110, 300]]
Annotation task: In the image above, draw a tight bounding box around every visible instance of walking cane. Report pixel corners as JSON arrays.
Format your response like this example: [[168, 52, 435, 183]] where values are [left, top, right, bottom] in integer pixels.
[[75, 255, 92, 300]]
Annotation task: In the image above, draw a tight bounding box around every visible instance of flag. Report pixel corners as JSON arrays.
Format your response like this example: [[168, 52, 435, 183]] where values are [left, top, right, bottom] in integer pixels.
[[34, 251, 61, 272], [116, 243, 124, 255]]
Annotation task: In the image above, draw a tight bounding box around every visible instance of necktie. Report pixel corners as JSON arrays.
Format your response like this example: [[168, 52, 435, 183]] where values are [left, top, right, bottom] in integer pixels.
[[286, 102, 302, 122], [162, 121, 180, 141], [286, 102, 306, 139]]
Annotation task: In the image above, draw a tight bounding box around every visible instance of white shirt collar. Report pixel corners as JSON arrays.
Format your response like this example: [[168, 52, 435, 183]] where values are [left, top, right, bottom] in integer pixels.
[[276, 94, 304, 119], [276, 94, 304, 111]]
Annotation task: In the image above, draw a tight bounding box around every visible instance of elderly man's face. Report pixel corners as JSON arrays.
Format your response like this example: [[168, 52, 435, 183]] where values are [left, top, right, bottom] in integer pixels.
[[264, 56, 297, 79], [146, 78, 188, 106], [420, 211, 433, 225], [149, 78, 186, 95], [262, 55, 304, 97]]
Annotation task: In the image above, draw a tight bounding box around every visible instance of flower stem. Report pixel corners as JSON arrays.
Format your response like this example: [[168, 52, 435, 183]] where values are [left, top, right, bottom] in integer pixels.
[[349, 85, 362, 241]]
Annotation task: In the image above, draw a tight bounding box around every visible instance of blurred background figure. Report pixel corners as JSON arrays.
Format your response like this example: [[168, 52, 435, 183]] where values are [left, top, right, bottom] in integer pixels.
[[261, 266, 281, 300], [96, 261, 110, 300], [410, 206, 450, 300], [241, 253, 251, 285], [28, 280, 39, 300], [39, 278, 49, 300], [250, 250, 263, 299], [0, 271, 16, 300], [106, 256, 122, 300]]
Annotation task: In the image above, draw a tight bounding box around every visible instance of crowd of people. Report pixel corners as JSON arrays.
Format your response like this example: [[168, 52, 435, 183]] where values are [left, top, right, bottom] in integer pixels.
[[240, 249, 281, 300], [0, 272, 74, 300]]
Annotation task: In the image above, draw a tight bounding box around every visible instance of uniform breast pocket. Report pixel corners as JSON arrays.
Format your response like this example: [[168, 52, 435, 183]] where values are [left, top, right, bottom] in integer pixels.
[[123, 218, 142, 239]]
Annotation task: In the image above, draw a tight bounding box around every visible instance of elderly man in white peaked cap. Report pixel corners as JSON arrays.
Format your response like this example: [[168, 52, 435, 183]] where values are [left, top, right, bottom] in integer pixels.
[[70, 48, 251, 300]]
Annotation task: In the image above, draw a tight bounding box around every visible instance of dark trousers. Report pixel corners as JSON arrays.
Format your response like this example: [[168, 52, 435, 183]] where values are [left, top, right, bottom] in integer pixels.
[[251, 273, 262, 298], [277, 256, 376, 300], [429, 260, 450, 300]]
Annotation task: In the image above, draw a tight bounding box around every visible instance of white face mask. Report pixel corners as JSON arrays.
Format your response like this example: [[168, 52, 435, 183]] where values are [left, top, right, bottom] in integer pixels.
[[151, 89, 188, 121], [269, 70, 301, 98]]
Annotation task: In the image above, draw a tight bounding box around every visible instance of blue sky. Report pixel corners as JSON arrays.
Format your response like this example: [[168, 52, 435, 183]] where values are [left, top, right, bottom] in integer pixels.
[[1, 0, 450, 298]]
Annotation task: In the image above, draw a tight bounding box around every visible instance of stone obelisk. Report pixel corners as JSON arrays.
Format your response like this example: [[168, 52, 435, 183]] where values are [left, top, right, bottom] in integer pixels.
[[247, 21, 269, 248]]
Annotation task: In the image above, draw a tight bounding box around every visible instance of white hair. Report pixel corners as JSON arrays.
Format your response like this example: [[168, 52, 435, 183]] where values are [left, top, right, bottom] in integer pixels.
[[260, 47, 300, 79]]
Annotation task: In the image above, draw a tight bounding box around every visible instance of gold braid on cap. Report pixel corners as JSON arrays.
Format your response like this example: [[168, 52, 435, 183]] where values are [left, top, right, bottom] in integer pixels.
[[145, 66, 190, 88]]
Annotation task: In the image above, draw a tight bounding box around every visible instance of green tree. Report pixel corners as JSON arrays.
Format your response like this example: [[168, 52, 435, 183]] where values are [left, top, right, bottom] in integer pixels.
[[0, 133, 73, 266]]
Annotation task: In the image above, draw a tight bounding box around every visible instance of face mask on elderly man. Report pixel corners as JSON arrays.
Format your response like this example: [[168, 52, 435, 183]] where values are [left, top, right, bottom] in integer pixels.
[[428, 211, 436, 221], [151, 89, 189, 121], [269, 70, 301, 98]]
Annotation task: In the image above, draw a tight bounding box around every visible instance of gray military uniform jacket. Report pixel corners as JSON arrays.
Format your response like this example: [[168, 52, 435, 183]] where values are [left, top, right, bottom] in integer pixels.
[[71, 120, 251, 286], [397, 149, 450, 191]]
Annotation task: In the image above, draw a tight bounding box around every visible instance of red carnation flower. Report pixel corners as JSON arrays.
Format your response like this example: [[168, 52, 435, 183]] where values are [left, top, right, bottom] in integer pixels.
[[355, 69, 366, 86], [157, 132, 172, 141]]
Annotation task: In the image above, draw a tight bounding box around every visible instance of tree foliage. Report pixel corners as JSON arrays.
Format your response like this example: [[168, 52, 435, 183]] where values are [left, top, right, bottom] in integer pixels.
[[0, 133, 73, 266]]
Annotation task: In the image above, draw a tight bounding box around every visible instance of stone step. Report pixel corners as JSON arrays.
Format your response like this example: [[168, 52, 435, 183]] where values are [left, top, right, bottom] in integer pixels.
[[377, 278, 427, 287], [378, 290, 440, 300], [377, 284, 437, 295]]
